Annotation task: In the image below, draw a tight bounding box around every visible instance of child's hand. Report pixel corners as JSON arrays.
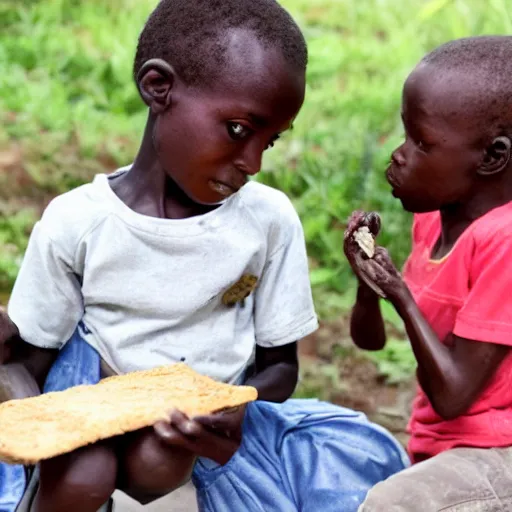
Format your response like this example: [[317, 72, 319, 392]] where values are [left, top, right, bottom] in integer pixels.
[[361, 247, 409, 302], [0, 307, 18, 363], [344, 210, 382, 292], [194, 405, 246, 442], [153, 408, 244, 465]]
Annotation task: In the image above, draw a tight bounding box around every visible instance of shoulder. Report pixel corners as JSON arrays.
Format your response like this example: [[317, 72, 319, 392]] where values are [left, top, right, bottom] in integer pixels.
[[38, 175, 112, 250], [238, 181, 299, 221], [237, 181, 303, 252], [471, 202, 512, 243], [468, 202, 512, 264]]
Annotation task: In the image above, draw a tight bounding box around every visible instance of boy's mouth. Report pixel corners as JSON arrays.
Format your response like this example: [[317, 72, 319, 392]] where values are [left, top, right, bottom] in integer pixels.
[[386, 167, 400, 189], [208, 179, 239, 197]]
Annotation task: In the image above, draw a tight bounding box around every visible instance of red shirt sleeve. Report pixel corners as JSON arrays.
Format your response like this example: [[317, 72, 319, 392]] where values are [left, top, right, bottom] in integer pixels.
[[454, 224, 512, 346]]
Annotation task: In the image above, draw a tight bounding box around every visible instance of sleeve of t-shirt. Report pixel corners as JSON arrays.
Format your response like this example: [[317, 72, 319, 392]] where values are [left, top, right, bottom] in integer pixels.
[[454, 228, 512, 346], [7, 218, 83, 350], [253, 202, 318, 347]]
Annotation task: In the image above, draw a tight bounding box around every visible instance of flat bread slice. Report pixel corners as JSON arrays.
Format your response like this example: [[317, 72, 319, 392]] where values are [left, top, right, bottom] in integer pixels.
[[0, 363, 257, 465]]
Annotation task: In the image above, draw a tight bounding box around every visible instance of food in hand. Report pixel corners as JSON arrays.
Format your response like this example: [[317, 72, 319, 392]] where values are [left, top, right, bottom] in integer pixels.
[[0, 363, 257, 464], [350, 215, 386, 298], [353, 226, 375, 258]]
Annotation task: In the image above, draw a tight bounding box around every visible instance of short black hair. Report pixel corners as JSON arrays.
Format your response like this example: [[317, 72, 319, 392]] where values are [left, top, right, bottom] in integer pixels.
[[134, 0, 307, 87], [420, 36, 512, 138]]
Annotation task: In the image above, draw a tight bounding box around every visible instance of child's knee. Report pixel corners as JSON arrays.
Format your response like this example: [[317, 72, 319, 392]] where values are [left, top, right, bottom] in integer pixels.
[[119, 429, 195, 504], [38, 443, 117, 509]]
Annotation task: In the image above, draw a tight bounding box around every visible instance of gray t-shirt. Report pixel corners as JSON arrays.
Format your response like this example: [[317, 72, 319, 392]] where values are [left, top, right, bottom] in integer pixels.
[[8, 172, 318, 383]]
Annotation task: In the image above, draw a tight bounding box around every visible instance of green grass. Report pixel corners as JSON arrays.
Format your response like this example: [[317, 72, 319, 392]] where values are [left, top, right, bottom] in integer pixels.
[[0, 1, 510, 351]]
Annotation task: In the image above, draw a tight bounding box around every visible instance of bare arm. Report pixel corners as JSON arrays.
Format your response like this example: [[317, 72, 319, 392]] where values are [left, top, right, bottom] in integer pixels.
[[245, 341, 298, 402], [0, 310, 57, 401], [350, 284, 386, 351]]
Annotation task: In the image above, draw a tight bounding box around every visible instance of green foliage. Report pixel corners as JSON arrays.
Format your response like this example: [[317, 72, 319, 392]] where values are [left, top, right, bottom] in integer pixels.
[[0, 0, 510, 313], [366, 338, 417, 384], [0, 209, 37, 290], [294, 362, 346, 400]]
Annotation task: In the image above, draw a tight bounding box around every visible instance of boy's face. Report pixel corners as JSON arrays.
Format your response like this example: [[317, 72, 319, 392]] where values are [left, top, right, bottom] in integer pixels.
[[387, 64, 484, 213], [151, 29, 305, 205]]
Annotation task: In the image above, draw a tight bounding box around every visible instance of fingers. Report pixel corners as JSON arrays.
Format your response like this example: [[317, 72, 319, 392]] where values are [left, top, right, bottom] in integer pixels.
[[344, 210, 366, 240], [344, 211, 381, 261], [365, 212, 381, 236], [154, 410, 200, 443], [374, 247, 400, 276], [170, 409, 202, 436], [373, 246, 389, 263], [194, 413, 221, 430], [364, 259, 385, 280], [154, 409, 241, 464], [153, 422, 195, 450], [345, 211, 381, 238], [365, 258, 399, 287], [194, 407, 244, 432], [155, 409, 235, 442]]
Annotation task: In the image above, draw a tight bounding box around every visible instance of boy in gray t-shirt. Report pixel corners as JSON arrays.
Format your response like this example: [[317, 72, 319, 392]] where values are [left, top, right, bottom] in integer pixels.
[[0, 1, 317, 510], [0, 2, 413, 510]]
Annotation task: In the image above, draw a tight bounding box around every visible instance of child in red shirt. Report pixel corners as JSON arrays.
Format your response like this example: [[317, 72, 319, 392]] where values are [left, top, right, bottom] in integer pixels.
[[346, 36, 512, 511]]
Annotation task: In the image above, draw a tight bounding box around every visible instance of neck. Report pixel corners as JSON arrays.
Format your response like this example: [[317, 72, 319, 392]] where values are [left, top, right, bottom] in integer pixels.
[[439, 173, 512, 249], [110, 114, 216, 219]]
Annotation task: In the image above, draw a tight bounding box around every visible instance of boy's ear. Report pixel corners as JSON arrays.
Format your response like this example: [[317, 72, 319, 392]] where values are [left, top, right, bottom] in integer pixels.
[[137, 59, 176, 114], [478, 136, 512, 176]]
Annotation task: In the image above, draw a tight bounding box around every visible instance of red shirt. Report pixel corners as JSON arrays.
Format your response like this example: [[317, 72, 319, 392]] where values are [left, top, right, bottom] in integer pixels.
[[403, 203, 512, 462]]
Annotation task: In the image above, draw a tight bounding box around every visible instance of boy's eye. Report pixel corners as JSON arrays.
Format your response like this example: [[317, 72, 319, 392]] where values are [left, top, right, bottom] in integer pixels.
[[266, 134, 281, 150], [417, 140, 429, 151], [227, 122, 251, 141]]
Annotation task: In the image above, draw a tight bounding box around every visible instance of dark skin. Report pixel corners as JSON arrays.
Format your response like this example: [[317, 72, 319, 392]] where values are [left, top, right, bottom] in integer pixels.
[[345, 62, 512, 422], [0, 312, 57, 402], [0, 28, 305, 511]]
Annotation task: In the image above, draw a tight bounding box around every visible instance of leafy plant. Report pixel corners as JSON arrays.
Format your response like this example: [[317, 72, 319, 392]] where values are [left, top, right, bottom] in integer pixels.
[[366, 338, 417, 384], [0, 0, 510, 315]]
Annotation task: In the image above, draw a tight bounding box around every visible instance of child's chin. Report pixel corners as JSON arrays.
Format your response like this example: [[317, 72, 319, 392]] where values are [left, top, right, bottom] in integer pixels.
[[400, 199, 438, 214], [192, 192, 229, 207]]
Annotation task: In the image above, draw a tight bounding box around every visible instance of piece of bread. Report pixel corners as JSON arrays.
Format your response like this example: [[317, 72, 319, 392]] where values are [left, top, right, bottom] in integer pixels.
[[0, 363, 257, 464], [353, 226, 375, 258], [352, 226, 386, 298]]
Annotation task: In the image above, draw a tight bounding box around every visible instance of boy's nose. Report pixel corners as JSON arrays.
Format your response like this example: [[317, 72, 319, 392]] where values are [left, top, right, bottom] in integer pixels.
[[235, 143, 263, 176], [391, 146, 406, 166]]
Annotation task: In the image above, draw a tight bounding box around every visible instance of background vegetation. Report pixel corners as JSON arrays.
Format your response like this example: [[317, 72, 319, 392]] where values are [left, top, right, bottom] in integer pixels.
[[1, 0, 510, 385]]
